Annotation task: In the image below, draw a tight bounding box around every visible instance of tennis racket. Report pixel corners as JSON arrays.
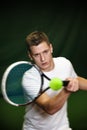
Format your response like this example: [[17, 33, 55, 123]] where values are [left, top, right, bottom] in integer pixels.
[[1, 61, 69, 107]]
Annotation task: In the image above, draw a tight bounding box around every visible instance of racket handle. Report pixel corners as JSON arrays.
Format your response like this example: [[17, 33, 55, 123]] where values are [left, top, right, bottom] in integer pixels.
[[63, 80, 69, 86]]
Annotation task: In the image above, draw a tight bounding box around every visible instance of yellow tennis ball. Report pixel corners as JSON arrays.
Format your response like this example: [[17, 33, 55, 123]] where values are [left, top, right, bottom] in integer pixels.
[[49, 78, 63, 90]]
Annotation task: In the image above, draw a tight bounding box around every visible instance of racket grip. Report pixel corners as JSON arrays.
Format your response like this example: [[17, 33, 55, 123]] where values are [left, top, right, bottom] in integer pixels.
[[63, 80, 69, 86]]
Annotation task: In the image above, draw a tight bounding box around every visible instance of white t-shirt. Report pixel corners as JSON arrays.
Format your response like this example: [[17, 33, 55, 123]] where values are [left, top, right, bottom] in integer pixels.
[[22, 57, 77, 130]]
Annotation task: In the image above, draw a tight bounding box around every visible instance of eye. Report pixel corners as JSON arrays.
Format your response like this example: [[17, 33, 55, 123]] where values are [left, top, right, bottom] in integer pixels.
[[34, 54, 39, 58], [44, 49, 49, 54]]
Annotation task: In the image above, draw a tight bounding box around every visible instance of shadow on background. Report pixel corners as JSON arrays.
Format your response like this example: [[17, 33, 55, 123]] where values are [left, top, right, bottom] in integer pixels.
[[0, 97, 25, 130]]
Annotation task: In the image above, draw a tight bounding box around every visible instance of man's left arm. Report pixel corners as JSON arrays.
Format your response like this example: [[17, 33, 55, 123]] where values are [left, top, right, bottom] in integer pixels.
[[77, 76, 87, 90]]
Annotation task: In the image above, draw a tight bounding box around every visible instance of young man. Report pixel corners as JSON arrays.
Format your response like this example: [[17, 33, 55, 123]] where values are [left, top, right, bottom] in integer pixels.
[[22, 31, 87, 130]]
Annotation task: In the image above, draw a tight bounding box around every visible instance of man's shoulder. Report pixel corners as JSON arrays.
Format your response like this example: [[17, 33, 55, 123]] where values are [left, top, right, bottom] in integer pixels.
[[53, 57, 71, 65], [23, 66, 39, 78], [53, 56, 69, 61]]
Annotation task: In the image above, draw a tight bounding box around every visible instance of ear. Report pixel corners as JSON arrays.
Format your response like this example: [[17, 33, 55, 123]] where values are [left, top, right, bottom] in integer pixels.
[[50, 44, 53, 53], [28, 51, 33, 60]]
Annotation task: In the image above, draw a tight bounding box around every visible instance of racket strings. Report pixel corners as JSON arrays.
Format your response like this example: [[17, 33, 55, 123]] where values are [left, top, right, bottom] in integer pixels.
[[6, 63, 32, 104]]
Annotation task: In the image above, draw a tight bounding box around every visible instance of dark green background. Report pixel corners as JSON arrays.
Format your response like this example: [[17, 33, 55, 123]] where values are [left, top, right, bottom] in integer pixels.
[[0, 2, 87, 130]]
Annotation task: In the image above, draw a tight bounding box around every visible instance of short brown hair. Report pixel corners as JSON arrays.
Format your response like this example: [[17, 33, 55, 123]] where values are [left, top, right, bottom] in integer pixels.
[[25, 31, 50, 52]]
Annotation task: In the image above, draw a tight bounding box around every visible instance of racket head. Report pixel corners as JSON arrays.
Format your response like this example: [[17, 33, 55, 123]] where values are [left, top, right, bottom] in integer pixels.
[[1, 61, 42, 106]]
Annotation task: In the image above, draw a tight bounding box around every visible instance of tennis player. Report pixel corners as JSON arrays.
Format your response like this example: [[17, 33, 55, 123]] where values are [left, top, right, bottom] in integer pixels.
[[22, 31, 87, 130]]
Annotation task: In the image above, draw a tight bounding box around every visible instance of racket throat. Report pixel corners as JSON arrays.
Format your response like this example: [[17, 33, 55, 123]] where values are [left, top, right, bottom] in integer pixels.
[[42, 73, 51, 81]]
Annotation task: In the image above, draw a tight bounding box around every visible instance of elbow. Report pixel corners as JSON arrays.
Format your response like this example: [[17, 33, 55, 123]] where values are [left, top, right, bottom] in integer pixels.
[[47, 111, 57, 115], [44, 104, 62, 115], [46, 107, 61, 115]]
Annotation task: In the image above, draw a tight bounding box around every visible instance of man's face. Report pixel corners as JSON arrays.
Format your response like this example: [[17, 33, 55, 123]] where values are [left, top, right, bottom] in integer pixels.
[[29, 41, 54, 72]]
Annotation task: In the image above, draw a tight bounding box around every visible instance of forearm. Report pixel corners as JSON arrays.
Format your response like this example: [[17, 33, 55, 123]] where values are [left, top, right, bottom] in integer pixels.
[[39, 88, 71, 115], [77, 76, 87, 90]]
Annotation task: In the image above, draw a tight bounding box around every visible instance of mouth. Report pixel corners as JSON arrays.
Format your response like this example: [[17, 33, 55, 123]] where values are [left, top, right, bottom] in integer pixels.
[[42, 62, 48, 66]]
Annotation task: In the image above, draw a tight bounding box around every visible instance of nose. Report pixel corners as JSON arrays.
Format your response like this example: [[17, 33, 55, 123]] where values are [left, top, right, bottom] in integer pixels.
[[40, 53, 45, 62]]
